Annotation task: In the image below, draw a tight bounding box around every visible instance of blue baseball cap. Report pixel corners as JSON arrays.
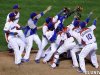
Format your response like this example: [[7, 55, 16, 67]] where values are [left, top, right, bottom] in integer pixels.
[[46, 17, 52, 24], [13, 4, 20, 9], [79, 21, 86, 28], [9, 12, 15, 18], [48, 22, 54, 30], [73, 20, 80, 27], [30, 12, 37, 19]]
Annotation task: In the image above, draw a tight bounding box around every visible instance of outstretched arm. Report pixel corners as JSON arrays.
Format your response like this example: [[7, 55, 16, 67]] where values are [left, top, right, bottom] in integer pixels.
[[89, 18, 97, 30], [35, 6, 52, 19], [85, 11, 93, 24], [43, 6, 52, 14]]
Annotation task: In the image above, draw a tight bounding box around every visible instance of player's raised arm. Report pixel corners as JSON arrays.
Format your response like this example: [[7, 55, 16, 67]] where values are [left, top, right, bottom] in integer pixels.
[[52, 7, 69, 23], [65, 6, 83, 19], [35, 6, 52, 20], [43, 6, 52, 14], [89, 18, 97, 30], [85, 11, 93, 24]]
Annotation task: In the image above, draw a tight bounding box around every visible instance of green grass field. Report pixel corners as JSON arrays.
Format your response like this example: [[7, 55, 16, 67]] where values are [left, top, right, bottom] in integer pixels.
[[0, 0, 100, 54]]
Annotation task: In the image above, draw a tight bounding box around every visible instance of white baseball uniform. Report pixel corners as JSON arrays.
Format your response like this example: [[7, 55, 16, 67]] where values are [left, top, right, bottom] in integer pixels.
[[23, 12, 44, 60], [51, 26, 77, 68], [35, 23, 49, 60], [35, 14, 60, 60], [6, 12, 20, 49], [79, 25, 99, 73], [4, 21, 25, 64], [68, 24, 82, 67], [43, 30, 57, 63]]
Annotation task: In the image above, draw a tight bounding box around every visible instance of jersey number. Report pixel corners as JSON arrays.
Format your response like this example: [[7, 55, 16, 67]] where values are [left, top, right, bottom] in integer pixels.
[[86, 33, 92, 40]]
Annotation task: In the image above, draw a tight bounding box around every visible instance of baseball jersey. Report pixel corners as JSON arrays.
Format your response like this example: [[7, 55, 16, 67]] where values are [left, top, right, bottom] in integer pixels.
[[6, 12, 20, 24], [45, 30, 57, 43], [42, 23, 48, 36], [56, 31, 68, 45], [80, 25, 96, 45], [24, 12, 44, 37], [4, 21, 20, 42], [46, 14, 59, 31]]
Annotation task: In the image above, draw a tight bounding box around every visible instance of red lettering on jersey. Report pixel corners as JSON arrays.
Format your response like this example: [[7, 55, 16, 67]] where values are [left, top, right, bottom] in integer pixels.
[[80, 28, 89, 34], [72, 26, 79, 30]]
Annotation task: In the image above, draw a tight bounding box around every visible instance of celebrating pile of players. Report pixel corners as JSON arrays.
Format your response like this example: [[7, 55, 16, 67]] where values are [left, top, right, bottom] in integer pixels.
[[3, 4, 99, 74]]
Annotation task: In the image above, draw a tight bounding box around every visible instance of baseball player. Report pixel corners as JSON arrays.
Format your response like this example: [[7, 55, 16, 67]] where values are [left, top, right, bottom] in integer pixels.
[[42, 29, 58, 63], [70, 11, 93, 68], [4, 12, 25, 65], [21, 6, 52, 62], [42, 8, 72, 63], [77, 19, 99, 73], [34, 17, 52, 63], [6, 4, 20, 24], [6, 4, 21, 52], [34, 8, 70, 63], [69, 18, 82, 68], [50, 26, 77, 68], [42, 7, 83, 64]]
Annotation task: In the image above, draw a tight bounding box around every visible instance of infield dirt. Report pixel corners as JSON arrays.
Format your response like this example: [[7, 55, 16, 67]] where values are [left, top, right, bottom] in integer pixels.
[[0, 52, 100, 75]]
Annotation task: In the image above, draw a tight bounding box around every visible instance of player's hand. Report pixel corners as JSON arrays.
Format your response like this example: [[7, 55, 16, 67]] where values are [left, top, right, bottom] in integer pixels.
[[89, 11, 93, 15], [88, 11, 93, 18], [46, 6, 52, 11], [14, 32, 18, 35], [74, 15, 78, 18], [44, 6, 52, 14]]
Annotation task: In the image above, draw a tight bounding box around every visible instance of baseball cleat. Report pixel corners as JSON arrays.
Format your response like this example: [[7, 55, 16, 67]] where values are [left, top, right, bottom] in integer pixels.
[[77, 67, 86, 73], [8, 49, 14, 53], [56, 60, 60, 67], [21, 59, 29, 63], [51, 63, 56, 69], [35, 59, 40, 63], [95, 65, 99, 69], [72, 65, 79, 68], [42, 60, 48, 64], [17, 62, 22, 66]]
